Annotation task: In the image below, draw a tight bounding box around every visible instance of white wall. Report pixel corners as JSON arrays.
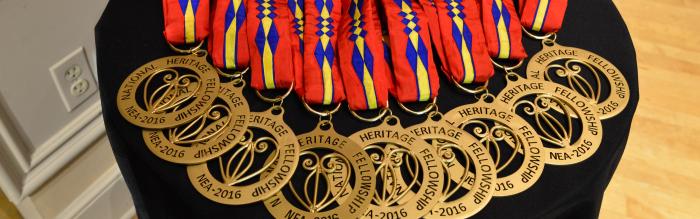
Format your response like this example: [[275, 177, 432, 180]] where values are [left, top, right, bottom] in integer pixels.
[[0, 0, 135, 218]]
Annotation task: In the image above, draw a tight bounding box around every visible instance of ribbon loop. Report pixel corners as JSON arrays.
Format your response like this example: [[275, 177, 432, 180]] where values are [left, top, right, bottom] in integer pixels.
[[163, 0, 210, 45], [481, 0, 527, 59], [381, 0, 440, 103], [247, 0, 296, 90], [518, 0, 567, 33], [432, 0, 494, 84], [287, 0, 306, 96], [338, 0, 391, 110], [302, 0, 346, 105], [211, 0, 250, 70]]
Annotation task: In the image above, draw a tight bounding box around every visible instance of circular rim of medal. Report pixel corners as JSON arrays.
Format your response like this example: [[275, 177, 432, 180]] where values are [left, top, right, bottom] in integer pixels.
[[526, 42, 630, 119], [346, 118, 446, 219], [263, 125, 376, 219], [186, 109, 299, 205], [444, 98, 546, 196], [406, 119, 496, 218], [142, 82, 250, 164], [117, 54, 220, 129], [495, 75, 604, 165]]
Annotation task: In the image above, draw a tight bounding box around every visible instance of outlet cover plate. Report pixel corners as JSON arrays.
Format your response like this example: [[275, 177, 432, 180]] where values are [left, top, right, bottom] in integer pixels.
[[49, 47, 98, 112]]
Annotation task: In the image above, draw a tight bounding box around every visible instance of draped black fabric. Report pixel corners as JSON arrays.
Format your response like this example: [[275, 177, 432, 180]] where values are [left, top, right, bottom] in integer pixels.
[[95, 0, 638, 218]]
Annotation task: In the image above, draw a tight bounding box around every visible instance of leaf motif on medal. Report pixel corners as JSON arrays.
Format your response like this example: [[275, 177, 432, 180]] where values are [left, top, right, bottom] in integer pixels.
[[168, 104, 232, 145], [143, 68, 202, 113], [545, 59, 602, 104], [217, 129, 280, 186], [288, 150, 352, 212], [364, 144, 419, 207], [430, 139, 473, 202], [459, 120, 524, 175], [513, 94, 580, 149]]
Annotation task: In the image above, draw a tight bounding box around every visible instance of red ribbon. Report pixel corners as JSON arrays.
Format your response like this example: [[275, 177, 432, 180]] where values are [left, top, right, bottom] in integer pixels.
[[287, 0, 306, 96], [518, 0, 567, 33], [246, 0, 296, 90], [338, 0, 391, 110], [381, 0, 440, 103], [431, 0, 494, 83], [481, 0, 527, 59], [210, 0, 250, 70], [301, 0, 346, 105], [162, 0, 210, 45]]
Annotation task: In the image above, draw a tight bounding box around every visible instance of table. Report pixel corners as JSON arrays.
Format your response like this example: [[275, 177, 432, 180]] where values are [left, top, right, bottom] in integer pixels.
[[95, 0, 638, 218]]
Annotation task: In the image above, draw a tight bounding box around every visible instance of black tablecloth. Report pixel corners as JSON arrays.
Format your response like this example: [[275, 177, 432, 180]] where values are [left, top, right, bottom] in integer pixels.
[[96, 0, 638, 218]]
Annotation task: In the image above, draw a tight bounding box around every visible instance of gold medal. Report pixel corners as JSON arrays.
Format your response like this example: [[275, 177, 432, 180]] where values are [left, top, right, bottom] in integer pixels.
[[495, 74, 603, 165], [406, 116, 496, 218], [142, 81, 249, 164], [343, 116, 445, 219], [444, 95, 546, 196], [525, 36, 630, 119], [263, 121, 376, 219], [117, 52, 220, 129], [186, 108, 299, 205]]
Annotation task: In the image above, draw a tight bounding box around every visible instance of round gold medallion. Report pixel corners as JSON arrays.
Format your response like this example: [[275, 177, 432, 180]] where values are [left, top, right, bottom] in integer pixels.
[[263, 122, 376, 219], [406, 117, 496, 218], [117, 53, 220, 129], [444, 96, 546, 196], [526, 41, 630, 119], [142, 82, 249, 164], [346, 116, 445, 219], [186, 108, 299, 205], [496, 74, 604, 165]]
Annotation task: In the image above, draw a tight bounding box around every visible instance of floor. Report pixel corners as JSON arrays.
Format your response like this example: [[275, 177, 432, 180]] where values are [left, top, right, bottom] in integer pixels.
[[0, 190, 20, 219], [599, 0, 700, 218]]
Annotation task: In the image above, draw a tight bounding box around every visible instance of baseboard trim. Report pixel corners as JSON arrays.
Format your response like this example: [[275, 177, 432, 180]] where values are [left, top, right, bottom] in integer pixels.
[[120, 207, 136, 219], [55, 164, 126, 219], [21, 105, 105, 198], [30, 101, 102, 168]]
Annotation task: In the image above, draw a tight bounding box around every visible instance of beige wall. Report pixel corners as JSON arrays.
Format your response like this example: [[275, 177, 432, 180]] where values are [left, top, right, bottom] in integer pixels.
[[0, 0, 134, 218]]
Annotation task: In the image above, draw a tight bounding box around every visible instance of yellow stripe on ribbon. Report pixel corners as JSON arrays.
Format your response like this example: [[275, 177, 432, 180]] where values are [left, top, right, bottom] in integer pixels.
[[447, 1, 475, 83], [185, 1, 196, 44], [494, 0, 510, 59], [225, 0, 243, 69], [320, 0, 334, 104], [350, 0, 378, 109], [261, 1, 276, 89], [357, 38, 379, 109], [532, 0, 549, 32], [401, 1, 430, 101]]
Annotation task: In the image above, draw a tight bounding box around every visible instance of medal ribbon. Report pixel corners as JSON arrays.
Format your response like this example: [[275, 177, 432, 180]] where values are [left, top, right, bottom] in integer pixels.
[[247, 0, 296, 90], [287, 0, 306, 95], [163, 0, 210, 45], [381, 0, 439, 103], [481, 0, 527, 59], [518, 0, 567, 33], [338, 0, 390, 110], [210, 0, 249, 69], [302, 0, 345, 105], [432, 0, 493, 83]]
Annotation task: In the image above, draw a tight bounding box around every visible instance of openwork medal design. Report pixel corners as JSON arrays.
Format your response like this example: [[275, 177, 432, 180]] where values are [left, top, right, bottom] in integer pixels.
[[444, 96, 545, 196], [496, 74, 603, 165], [326, 116, 445, 219], [186, 108, 299, 205], [526, 40, 630, 119], [406, 117, 496, 218], [142, 82, 249, 164], [263, 122, 376, 219], [117, 52, 220, 129]]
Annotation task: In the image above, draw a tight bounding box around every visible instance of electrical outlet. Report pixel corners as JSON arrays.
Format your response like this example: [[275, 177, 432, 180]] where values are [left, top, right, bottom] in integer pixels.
[[50, 47, 98, 112]]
